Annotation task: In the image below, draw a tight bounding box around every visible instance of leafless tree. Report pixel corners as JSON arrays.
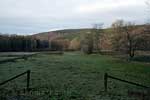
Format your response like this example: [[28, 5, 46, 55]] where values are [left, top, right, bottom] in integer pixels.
[[123, 22, 136, 58], [81, 31, 94, 54], [92, 23, 103, 53], [112, 20, 137, 58]]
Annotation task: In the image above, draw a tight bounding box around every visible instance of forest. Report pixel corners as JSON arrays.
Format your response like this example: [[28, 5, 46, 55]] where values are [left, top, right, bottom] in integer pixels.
[[1, 20, 150, 59]]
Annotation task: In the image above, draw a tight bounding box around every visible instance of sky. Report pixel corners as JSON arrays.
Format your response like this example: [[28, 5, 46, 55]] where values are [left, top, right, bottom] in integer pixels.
[[0, 0, 148, 35]]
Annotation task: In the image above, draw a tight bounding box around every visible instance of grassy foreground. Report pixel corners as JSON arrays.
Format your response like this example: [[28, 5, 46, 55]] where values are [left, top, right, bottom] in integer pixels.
[[0, 52, 150, 100]]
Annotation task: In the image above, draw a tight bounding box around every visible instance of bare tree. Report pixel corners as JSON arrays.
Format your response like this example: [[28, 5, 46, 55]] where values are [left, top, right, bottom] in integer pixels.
[[111, 20, 137, 59], [81, 31, 94, 54], [123, 22, 136, 58], [92, 23, 103, 53], [111, 19, 125, 51]]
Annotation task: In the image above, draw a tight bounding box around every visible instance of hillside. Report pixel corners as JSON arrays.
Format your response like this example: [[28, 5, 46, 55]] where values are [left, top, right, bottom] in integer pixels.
[[32, 24, 146, 41], [32, 28, 95, 40]]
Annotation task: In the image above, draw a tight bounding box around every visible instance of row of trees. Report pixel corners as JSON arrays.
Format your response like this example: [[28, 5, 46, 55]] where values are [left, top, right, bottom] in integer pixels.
[[0, 34, 70, 52], [0, 20, 150, 58], [80, 20, 150, 58], [81, 24, 103, 54], [0, 34, 49, 52], [79, 1, 150, 58], [112, 20, 150, 58]]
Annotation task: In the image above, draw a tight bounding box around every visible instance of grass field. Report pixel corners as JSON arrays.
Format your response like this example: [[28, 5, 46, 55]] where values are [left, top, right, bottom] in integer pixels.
[[0, 52, 150, 100]]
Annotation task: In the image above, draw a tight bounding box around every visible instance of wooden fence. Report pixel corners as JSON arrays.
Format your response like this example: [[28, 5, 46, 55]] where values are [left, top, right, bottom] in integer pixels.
[[0, 54, 36, 64], [104, 73, 150, 92], [0, 70, 31, 91]]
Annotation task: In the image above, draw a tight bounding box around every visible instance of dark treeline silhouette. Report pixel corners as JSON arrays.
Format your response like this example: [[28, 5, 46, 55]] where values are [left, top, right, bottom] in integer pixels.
[[0, 34, 50, 52]]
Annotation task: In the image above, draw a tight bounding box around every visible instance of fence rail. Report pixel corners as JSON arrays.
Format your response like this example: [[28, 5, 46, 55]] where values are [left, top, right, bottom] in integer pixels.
[[0, 70, 31, 91], [0, 54, 37, 64], [104, 73, 150, 92]]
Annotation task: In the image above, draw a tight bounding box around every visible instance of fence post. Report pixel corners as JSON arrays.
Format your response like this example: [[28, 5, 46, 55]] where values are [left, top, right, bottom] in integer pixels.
[[104, 73, 108, 92], [27, 70, 30, 91]]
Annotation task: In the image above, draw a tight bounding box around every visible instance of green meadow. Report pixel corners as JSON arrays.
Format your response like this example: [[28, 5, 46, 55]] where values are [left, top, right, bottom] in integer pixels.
[[0, 52, 150, 100]]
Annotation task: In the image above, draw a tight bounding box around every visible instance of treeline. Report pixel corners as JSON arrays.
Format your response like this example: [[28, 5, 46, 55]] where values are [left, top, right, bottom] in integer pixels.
[[79, 20, 150, 58], [1, 19, 150, 59], [64, 20, 150, 59], [0, 34, 49, 52]]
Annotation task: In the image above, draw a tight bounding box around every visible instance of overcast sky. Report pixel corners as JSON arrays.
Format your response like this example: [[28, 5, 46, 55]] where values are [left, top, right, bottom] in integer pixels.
[[0, 0, 148, 35]]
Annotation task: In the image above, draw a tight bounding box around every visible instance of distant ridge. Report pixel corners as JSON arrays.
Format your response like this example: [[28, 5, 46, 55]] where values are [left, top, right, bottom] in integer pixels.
[[32, 28, 93, 40], [32, 24, 146, 41]]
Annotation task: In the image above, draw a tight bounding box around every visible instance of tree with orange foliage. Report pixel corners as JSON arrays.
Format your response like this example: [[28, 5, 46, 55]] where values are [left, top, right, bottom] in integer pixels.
[[69, 38, 81, 51], [112, 20, 139, 58]]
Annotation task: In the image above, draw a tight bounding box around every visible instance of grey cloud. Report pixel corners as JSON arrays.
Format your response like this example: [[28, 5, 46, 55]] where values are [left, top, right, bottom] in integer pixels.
[[0, 0, 147, 34]]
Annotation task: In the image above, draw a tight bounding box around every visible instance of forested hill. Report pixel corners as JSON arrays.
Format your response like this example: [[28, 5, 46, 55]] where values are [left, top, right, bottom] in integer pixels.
[[32, 24, 146, 41], [32, 28, 93, 40]]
